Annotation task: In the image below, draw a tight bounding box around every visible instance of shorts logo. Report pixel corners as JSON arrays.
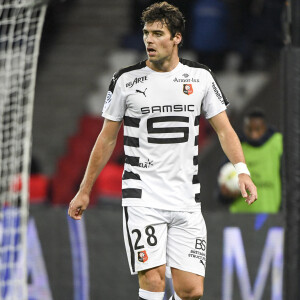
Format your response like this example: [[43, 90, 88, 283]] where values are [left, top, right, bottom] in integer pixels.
[[183, 84, 193, 95], [138, 250, 148, 263], [195, 238, 206, 251], [188, 238, 206, 265]]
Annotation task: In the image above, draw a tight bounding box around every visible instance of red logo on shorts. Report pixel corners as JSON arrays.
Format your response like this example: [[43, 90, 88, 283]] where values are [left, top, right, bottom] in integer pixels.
[[138, 250, 148, 263], [183, 84, 193, 95]]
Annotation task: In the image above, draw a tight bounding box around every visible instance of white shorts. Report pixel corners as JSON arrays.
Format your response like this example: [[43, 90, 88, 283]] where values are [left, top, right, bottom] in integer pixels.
[[123, 206, 207, 276]]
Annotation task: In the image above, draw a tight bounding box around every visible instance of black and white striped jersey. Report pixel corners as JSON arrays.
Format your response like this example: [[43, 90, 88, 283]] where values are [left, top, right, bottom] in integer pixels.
[[102, 58, 228, 211]]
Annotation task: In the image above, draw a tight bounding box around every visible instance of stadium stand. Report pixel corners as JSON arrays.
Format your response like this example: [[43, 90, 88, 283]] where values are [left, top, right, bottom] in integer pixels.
[[29, 174, 50, 204], [32, 0, 131, 176], [51, 116, 124, 205]]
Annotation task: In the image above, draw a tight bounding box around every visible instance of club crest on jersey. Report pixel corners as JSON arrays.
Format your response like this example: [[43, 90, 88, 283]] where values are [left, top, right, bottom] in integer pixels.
[[183, 84, 193, 95], [138, 250, 148, 263]]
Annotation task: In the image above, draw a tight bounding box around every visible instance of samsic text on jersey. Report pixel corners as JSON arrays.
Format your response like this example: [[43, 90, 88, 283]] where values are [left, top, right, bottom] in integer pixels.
[[102, 58, 229, 211]]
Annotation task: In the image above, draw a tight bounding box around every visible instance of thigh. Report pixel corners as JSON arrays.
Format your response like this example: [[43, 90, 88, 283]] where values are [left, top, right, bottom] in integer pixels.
[[167, 210, 207, 277], [123, 206, 168, 275]]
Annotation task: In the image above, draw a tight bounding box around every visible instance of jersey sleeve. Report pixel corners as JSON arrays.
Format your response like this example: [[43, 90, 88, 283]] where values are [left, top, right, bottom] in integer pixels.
[[102, 72, 126, 121], [201, 71, 229, 119]]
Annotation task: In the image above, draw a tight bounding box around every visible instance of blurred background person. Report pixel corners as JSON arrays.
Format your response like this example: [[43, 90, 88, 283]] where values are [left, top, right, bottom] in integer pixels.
[[219, 108, 283, 213], [189, 0, 230, 71]]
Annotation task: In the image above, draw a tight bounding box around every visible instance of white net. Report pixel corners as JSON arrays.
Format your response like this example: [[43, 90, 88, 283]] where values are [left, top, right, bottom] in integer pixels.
[[0, 0, 47, 299]]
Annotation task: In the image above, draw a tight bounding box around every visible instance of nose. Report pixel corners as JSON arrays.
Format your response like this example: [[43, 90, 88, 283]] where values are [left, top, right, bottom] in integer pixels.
[[250, 130, 260, 140], [145, 33, 153, 44]]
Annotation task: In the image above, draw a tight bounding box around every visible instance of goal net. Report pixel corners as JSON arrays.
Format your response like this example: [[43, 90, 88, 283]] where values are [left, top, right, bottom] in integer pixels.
[[0, 0, 47, 299]]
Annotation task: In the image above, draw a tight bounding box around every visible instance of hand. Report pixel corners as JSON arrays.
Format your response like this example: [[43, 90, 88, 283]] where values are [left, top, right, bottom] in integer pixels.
[[68, 191, 90, 220], [238, 174, 257, 205]]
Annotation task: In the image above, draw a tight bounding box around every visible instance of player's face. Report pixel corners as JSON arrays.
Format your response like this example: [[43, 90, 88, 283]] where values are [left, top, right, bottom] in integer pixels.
[[244, 117, 267, 141], [143, 21, 181, 64]]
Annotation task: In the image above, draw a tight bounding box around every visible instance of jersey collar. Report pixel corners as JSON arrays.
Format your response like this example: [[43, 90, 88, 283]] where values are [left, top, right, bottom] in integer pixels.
[[145, 61, 183, 76]]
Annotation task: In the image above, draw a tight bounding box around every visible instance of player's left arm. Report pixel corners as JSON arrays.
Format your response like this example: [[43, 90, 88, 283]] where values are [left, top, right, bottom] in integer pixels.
[[208, 111, 257, 205]]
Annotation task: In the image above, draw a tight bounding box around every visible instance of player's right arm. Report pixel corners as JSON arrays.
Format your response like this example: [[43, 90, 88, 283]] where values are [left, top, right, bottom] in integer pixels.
[[68, 118, 122, 220]]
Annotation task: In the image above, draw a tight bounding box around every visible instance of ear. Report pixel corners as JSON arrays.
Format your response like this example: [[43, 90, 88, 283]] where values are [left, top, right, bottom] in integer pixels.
[[173, 32, 182, 45]]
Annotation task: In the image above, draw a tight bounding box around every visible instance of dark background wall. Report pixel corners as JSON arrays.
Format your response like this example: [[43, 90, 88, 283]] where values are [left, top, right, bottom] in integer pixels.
[[30, 206, 283, 299]]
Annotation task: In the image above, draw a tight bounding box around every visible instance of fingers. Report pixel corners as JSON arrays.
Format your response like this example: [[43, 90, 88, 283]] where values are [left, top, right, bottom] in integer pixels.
[[68, 199, 76, 218], [245, 193, 256, 205], [67, 200, 73, 216], [239, 181, 248, 198], [68, 199, 86, 220], [242, 184, 257, 205], [245, 184, 257, 205], [238, 174, 258, 206]]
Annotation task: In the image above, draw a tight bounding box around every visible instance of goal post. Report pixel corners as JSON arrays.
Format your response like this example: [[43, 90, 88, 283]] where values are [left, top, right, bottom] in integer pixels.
[[0, 0, 48, 299]]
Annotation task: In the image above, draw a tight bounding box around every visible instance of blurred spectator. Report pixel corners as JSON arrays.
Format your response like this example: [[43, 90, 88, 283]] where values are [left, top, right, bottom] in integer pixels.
[[219, 108, 282, 213], [189, 0, 230, 71]]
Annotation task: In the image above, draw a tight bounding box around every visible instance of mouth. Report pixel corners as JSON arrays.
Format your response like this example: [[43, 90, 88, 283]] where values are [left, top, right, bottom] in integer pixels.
[[147, 47, 156, 56]]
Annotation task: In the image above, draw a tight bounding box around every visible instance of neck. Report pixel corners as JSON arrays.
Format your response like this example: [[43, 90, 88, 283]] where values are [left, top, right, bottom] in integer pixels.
[[146, 53, 179, 72]]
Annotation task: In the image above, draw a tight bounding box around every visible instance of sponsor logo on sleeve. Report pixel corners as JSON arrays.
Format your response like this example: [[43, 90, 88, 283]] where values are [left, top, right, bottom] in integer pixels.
[[103, 91, 113, 112], [105, 91, 112, 104], [212, 82, 224, 104]]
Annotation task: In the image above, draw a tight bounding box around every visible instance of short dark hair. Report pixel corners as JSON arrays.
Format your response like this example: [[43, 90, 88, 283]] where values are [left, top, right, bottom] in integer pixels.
[[244, 108, 266, 121], [141, 1, 185, 46]]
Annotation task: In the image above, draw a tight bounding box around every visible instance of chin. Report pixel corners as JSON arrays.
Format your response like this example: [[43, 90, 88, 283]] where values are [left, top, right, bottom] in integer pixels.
[[148, 56, 157, 62], [148, 56, 163, 64]]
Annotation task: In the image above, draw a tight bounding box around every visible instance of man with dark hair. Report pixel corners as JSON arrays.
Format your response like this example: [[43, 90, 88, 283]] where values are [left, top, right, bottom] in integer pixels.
[[68, 2, 257, 299], [141, 1, 186, 47], [220, 108, 282, 213]]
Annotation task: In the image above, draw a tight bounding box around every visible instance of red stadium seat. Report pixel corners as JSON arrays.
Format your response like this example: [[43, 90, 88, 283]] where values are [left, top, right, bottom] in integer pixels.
[[67, 135, 93, 163], [198, 117, 212, 148], [57, 157, 84, 181], [94, 163, 123, 199], [29, 174, 49, 204], [51, 174, 78, 205], [51, 114, 125, 205], [79, 115, 104, 140]]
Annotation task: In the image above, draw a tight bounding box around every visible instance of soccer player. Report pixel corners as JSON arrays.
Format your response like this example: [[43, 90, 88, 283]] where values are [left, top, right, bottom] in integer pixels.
[[68, 2, 257, 299]]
